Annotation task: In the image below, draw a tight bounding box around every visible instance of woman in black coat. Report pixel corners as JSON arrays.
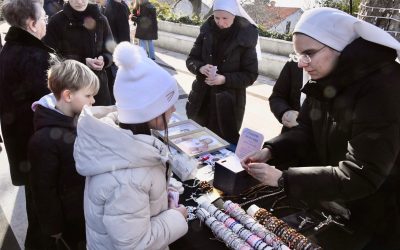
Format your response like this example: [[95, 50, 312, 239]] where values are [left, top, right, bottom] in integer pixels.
[[0, 0, 52, 186], [0, 0, 54, 248], [186, 0, 258, 144], [131, 0, 158, 60], [269, 60, 304, 132], [44, 0, 114, 106], [243, 8, 400, 249]]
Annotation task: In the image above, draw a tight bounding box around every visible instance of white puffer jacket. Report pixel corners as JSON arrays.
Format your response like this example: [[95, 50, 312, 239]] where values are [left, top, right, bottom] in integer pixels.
[[74, 106, 188, 250]]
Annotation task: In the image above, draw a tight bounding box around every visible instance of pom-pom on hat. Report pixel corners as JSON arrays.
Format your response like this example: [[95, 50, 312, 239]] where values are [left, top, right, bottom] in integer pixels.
[[294, 7, 400, 59], [113, 42, 179, 124]]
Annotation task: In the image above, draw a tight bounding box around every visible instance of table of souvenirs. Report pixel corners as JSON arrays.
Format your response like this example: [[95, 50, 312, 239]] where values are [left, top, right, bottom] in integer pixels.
[[169, 150, 356, 250]]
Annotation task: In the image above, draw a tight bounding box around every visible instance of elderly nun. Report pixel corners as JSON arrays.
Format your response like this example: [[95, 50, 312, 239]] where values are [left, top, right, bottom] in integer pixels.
[[185, 0, 259, 145]]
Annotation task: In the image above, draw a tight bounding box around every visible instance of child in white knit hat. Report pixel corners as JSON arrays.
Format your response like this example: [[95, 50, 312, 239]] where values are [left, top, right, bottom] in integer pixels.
[[73, 42, 188, 250]]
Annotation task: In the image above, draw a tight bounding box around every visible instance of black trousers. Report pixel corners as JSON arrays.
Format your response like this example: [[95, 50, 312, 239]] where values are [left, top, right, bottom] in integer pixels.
[[25, 182, 86, 250]]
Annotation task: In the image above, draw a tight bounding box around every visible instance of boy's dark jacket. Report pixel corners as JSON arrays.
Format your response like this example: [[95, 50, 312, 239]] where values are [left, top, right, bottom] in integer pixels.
[[28, 104, 85, 237]]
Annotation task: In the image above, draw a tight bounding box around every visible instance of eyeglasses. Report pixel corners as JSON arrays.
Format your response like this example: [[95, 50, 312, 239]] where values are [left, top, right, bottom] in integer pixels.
[[290, 45, 327, 64], [40, 15, 49, 24]]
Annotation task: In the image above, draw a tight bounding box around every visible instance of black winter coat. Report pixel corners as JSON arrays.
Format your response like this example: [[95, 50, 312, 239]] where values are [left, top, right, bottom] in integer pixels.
[[0, 27, 53, 186], [28, 105, 85, 244], [131, 2, 158, 40], [44, 3, 114, 106], [266, 38, 400, 248], [269, 61, 303, 123], [186, 16, 258, 144], [104, 0, 130, 44]]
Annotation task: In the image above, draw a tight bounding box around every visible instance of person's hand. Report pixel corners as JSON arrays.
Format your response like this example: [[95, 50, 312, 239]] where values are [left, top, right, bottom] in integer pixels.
[[241, 148, 272, 168], [282, 110, 299, 128], [94, 56, 104, 70], [244, 162, 282, 187], [172, 204, 188, 220], [86, 56, 104, 71], [205, 74, 225, 86], [199, 64, 216, 78], [85, 58, 96, 70]]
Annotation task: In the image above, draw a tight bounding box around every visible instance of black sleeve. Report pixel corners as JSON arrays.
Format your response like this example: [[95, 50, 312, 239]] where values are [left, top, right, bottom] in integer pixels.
[[269, 61, 294, 123], [186, 31, 206, 76]]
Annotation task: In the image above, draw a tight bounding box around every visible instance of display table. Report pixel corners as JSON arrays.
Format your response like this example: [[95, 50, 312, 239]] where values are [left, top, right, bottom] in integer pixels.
[[170, 169, 357, 250]]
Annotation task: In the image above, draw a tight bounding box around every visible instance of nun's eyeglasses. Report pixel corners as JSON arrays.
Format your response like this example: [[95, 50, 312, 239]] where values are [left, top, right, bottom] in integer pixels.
[[291, 45, 327, 64]]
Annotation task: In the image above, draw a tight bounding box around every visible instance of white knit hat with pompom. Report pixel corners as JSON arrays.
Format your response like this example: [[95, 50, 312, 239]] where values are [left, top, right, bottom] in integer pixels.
[[113, 42, 179, 123]]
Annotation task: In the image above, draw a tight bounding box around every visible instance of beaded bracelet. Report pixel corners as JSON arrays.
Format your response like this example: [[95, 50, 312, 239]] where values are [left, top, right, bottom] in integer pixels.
[[199, 181, 213, 193]]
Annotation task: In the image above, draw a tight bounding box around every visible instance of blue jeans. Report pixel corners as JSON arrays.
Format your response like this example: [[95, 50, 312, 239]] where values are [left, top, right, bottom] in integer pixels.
[[139, 40, 155, 60]]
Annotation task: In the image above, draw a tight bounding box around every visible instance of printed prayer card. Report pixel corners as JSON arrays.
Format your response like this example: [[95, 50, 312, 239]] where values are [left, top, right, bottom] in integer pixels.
[[235, 128, 264, 160]]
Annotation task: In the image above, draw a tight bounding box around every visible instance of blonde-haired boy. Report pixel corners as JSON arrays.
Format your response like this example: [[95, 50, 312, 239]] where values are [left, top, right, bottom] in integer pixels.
[[28, 59, 99, 249]]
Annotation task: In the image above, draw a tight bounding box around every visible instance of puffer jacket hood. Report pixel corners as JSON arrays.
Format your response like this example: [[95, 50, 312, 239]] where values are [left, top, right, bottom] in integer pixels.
[[74, 105, 168, 177], [32, 93, 59, 112]]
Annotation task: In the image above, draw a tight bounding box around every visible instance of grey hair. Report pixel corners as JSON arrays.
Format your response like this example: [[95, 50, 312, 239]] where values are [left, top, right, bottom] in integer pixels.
[[1, 0, 43, 29]]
